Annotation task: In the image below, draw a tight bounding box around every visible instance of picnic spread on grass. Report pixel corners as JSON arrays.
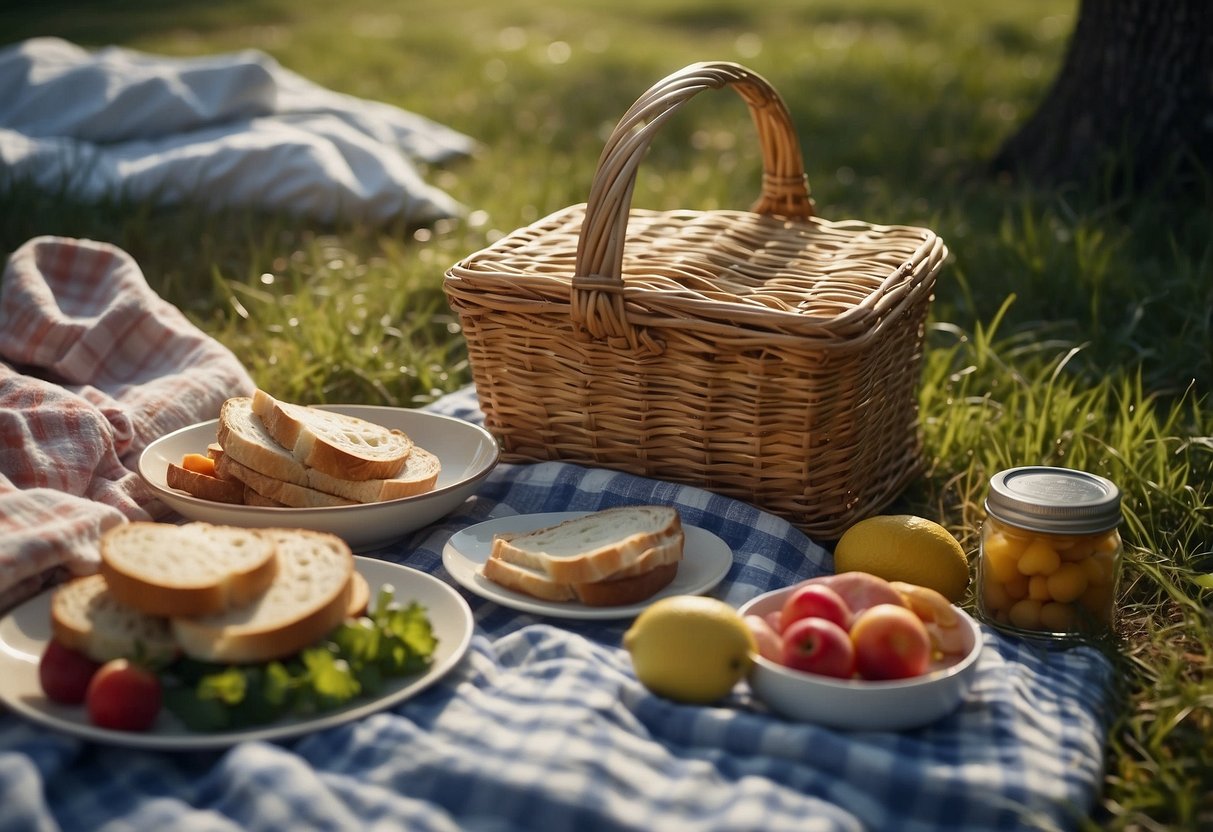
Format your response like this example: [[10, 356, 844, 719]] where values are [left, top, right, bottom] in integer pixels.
[[0, 46, 1121, 831]]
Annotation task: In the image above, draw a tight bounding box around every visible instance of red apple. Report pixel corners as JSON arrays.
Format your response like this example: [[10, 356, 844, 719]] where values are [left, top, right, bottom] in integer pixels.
[[780, 617, 855, 679], [779, 582, 853, 632], [744, 615, 783, 662], [849, 604, 932, 681], [39, 640, 102, 705], [85, 659, 162, 731]]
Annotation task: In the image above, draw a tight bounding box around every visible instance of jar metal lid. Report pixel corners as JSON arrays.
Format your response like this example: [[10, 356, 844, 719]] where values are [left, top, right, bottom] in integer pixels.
[[985, 466, 1122, 535]]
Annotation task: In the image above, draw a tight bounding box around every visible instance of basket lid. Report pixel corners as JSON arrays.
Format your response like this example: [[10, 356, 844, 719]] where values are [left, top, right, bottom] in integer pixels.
[[446, 62, 947, 345], [450, 204, 945, 338]]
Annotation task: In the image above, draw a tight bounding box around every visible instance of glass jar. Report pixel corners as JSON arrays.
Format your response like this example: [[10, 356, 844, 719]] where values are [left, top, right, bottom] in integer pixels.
[[978, 466, 1122, 640]]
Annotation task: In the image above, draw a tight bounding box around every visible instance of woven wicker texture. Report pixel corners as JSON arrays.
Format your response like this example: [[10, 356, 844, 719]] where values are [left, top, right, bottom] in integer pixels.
[[444, 61, 947, 539]]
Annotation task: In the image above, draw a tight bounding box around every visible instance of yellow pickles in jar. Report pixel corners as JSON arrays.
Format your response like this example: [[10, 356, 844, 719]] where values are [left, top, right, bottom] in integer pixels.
[[978, 467, 1123, 640]]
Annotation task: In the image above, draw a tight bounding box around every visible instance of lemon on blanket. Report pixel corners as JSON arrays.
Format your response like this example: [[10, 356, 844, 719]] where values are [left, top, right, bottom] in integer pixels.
[[834, 515, 971, 603], [623, 596, 755, 704]]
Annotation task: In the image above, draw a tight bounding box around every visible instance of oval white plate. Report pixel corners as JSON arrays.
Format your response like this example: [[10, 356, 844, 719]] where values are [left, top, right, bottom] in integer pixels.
[[138, 405, 500, 551], [0, 557, 473, 751], [442, 511, 733, 620]]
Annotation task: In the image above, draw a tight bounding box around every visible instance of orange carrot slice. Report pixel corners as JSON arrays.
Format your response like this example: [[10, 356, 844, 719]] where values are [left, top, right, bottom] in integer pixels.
[[181, 453, 218, 477]]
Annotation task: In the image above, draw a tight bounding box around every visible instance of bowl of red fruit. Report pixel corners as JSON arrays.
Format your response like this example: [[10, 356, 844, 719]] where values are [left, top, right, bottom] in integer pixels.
[[738, 572, 983, 731]]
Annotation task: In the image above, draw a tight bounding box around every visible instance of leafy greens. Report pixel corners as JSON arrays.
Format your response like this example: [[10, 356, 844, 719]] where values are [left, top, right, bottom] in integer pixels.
[[163, 585, 437, 732]]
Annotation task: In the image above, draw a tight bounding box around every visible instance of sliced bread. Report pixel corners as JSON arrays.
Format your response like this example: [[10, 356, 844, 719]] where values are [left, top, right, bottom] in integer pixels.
[[241, 487, 290, 508], [171, 528, 354, 663], [214, 454, 357, 508], [482, 539, 683, 606], [166, 461, 246, 505], [49, 574, 179, 663], [251, 389, 413, 481], [99, 522, 279, 618], [572, 562, 680, 607], [218, 397, 440, 502], [346, 569, 371, 618], [490, 506, 683, 584]]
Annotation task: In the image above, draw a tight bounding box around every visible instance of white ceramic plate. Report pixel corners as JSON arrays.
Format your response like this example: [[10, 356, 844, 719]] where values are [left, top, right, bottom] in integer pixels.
[[738, 585, 983, 731], [139, 405, 500, 551], [442, 511, 733, 619], [0, 557, 473, 751]]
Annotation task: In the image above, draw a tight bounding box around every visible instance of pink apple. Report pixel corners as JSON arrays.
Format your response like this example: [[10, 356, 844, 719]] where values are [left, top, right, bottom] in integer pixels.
[[780, 617, 855, 679], [807, 572, 909, 618], [849, 604, 932, 681], [744, 615, 783, 662], [764, 611, 783, 634], [779, 583, 853, 632]]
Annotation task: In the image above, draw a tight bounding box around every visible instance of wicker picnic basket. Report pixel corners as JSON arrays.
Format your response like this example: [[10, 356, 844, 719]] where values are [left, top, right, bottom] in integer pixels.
[[443, 61, 947, 539]]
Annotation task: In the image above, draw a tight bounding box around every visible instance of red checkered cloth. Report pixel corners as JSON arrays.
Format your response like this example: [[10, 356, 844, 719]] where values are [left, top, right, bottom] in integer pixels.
[[0, 236, 255, 611]]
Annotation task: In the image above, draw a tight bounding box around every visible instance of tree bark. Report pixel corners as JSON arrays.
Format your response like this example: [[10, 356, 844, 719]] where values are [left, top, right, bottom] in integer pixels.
[[991, 0, 1213, 196]]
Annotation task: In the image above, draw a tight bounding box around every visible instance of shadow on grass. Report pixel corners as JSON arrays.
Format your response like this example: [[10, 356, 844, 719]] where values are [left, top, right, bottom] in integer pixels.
[[1, 0, 286, 48]]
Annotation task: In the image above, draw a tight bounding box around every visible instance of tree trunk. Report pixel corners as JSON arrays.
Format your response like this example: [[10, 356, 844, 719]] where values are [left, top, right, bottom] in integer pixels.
[[991, 0, 1213, 196]]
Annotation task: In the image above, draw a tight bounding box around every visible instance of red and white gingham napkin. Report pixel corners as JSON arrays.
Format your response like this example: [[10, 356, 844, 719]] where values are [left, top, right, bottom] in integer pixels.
[[0, 236, 254, 610]]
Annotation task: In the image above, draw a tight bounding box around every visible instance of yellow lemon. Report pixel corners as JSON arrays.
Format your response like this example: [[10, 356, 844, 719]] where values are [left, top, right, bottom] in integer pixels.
[[833, 514, 971, 603], [623, 596, 756, 704]]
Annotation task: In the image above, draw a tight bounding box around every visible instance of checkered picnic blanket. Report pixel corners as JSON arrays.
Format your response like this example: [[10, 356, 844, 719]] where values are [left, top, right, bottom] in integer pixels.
[[0, 237, 1117, 831]]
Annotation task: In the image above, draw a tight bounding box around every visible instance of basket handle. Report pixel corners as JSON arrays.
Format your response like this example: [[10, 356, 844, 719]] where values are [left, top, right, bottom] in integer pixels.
[[572, 61, 814, 350]]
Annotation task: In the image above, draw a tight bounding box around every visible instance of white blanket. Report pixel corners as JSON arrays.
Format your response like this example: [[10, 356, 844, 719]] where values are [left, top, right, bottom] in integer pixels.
[[0, 37, 476, 225]]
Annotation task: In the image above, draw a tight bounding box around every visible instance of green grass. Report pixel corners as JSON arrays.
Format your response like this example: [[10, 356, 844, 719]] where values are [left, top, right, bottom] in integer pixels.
[[3, 1, 1211, 827]]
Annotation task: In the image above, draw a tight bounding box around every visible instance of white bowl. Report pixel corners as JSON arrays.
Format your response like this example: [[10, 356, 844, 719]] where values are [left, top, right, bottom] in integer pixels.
[[738, 585, 983, 731], [139, 405, 499, 551]]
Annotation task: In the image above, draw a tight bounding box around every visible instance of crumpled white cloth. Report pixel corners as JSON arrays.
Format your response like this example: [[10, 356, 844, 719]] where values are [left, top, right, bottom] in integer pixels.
[[0, 37, 477, 225]]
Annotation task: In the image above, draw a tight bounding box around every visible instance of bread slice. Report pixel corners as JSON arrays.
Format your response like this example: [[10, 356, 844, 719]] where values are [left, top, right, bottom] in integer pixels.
[[218, 397, 440, 502], [482, 539, 683, 606], [241, 487, 290, 508], [215, 454, 357, 508], [346, 570, 370, 618], [171, 529, 354, 663], [166, 461, 246, 504], [99, 522, 279, 618], [487, 557, 690, 605], [490, 506, 683, 584], [49, 574, 179, 663], [251, 389, 413, 481], [573, 562, 680, 607]]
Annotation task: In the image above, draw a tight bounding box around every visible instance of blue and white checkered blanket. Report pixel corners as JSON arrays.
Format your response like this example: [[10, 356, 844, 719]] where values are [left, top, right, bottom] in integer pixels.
[[0, 385, 1116, 831]]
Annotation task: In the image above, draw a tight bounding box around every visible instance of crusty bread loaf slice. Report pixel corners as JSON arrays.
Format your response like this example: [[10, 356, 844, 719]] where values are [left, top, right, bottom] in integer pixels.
[[166, 461, 246, 504], [171, 529, 354, 663], [482, 538, 683, 606], [251, 389, 413, 481], [218, 397, 440, 502], [215, 454, 357, 508], [49, 574, 179, 663], [490, 506, 683, 584], [99, 522, 279, 618], [346, 570, 370, 618]]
